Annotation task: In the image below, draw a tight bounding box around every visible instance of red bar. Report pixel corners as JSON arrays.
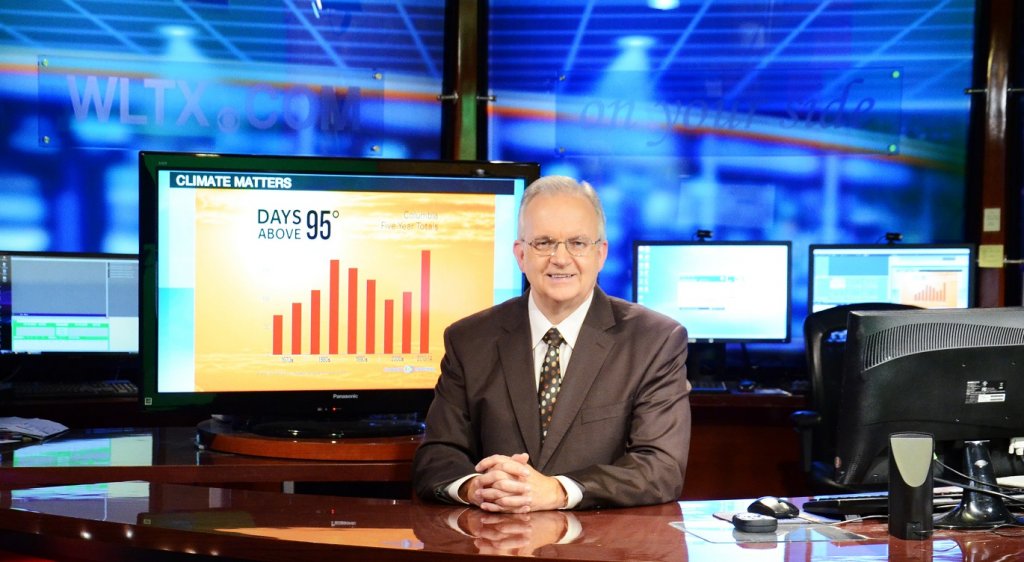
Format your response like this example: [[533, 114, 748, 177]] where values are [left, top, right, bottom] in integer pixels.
[[291, 302, 302, 355], [402, 291, 412, 354], [329, 260, 339, 355], [310, 290, 321, 355], [384, 299, 394, 354], [366, 280, 376, 354], [420, 250, 430, 353], [272, 315, 283, 355], [347, 268, 358, 354]]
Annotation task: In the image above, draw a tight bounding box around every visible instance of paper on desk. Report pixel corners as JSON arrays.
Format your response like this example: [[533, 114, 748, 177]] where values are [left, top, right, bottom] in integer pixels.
[[0, 416, 69, 440], [673, 515, 866, 545], [998, 475, 1024, 488]]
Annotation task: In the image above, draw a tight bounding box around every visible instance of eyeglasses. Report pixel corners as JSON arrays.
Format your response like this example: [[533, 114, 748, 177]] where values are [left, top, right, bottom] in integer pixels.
[[522, 237, 602, 257]]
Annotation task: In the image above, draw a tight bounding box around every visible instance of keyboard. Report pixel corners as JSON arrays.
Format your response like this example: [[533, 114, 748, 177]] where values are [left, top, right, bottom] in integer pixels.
[[11, 380, 139, 400], [802, 487, 1024, 518], [689, 378, 728, 393]]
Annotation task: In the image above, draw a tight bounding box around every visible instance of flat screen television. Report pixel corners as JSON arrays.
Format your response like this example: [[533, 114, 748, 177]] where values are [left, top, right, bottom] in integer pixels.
[[835, 306, 1024, 527], [139, 152, 539, 436], [631, 241, 792, 344], [808, 244, 975, 314], [0, 251, 140, 383]]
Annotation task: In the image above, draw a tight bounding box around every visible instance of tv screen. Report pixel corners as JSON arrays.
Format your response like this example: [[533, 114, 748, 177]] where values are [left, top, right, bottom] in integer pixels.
[[0, 251, 140, 383], [139, 152, 538, 432], [631, 241, 791, 343], [809, 244, 975, 313]]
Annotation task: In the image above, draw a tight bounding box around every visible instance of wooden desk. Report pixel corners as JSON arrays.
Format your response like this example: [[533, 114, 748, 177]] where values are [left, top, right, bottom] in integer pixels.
[[1, 391, 807, 500], [0, 425, 418, 492], [687, 392, 807, 500], [0, 395, 208, 428], [0, 481, 1021, 561]]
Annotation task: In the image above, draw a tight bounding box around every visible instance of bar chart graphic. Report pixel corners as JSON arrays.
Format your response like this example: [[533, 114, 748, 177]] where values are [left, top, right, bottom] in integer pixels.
[[270, 250, 431, 357], [896, 271, 960, 309], [186, 187, 501, 392]]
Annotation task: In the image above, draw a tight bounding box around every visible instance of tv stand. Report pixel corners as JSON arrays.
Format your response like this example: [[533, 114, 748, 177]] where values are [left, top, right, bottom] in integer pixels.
[[245, 415, 425, 439], [196, 417, 423, 461]]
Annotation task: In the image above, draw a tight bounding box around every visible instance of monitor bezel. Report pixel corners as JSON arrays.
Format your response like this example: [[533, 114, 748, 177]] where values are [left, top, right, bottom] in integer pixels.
[[807, 242, 977, 314], [630, 239, 793, 344], [138, 151, 540, 417]]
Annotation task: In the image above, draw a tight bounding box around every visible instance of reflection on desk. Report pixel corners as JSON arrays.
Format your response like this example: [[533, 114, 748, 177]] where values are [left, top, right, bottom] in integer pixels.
[[2, 482, 1024, 561], [0, 426, 416, 491]]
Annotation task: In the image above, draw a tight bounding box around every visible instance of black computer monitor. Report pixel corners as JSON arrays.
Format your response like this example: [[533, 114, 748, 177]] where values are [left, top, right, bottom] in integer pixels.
[[835, 306, 1024, 527], [138, 151, 539, 437], [632, 240, 792, 344], [0, 251, 140, 381], [808, 244, 975, 314]]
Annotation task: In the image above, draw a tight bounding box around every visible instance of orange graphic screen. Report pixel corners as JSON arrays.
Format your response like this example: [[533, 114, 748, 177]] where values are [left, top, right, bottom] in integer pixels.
[[185, 188, 502, 392]]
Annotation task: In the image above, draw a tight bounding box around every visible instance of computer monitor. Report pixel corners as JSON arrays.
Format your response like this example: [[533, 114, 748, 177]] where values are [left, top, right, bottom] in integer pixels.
[[809, 244, 975, 313], [0, 251, 139, 381], [139, 151, 539, 436], [632, 241, 792, 344], [835, 307, 1024, 527]]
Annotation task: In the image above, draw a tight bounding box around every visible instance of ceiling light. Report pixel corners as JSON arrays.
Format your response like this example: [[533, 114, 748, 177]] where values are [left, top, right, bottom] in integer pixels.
[[648, 0, 680, 9]]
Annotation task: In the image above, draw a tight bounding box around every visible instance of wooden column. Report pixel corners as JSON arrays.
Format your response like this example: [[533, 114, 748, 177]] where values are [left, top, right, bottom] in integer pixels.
[[975, 1, 1015, 307], [440, 0, 483, 160]]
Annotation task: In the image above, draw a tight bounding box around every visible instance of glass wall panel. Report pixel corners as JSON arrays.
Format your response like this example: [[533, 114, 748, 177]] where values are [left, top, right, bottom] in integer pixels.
[[0, 0, 446, 253], [488, 0, 975, 365]]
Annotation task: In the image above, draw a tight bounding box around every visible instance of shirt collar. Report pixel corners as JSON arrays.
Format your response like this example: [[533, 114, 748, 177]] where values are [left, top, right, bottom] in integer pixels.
[[528, 290, 594, 350]]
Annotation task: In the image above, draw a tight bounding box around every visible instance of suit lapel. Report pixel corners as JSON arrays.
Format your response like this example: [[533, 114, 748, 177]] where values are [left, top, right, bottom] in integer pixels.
[[536, 289, 617, 469], [496, 299, 543, 461]]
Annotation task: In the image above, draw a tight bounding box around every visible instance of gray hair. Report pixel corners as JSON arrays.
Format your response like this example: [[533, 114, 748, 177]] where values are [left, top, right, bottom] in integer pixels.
[[517, 175, 607, 240]]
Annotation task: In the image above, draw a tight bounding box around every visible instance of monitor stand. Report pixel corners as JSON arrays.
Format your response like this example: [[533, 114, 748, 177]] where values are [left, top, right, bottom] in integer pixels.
[[934, 440, 1024, 529], [687, 342, 727, 379]]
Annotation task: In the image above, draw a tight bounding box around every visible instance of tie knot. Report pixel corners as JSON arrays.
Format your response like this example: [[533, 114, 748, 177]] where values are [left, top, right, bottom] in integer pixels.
[[543, 327, 564, 347]]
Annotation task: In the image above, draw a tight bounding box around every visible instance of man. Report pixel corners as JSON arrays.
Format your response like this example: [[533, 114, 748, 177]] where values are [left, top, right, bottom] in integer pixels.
[[413, 175, 690, 512]]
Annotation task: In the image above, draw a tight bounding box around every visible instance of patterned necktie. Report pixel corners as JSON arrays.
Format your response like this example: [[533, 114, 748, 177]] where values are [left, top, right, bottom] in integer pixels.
[[538, 327, 566, 442]]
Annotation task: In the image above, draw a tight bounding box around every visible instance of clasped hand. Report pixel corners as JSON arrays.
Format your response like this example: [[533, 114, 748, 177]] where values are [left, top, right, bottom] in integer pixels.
[[460, 452, 568, 513]]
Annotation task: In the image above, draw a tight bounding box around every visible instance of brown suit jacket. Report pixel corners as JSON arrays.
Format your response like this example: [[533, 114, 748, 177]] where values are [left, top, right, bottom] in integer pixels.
[[412, 287, 691, 509]]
